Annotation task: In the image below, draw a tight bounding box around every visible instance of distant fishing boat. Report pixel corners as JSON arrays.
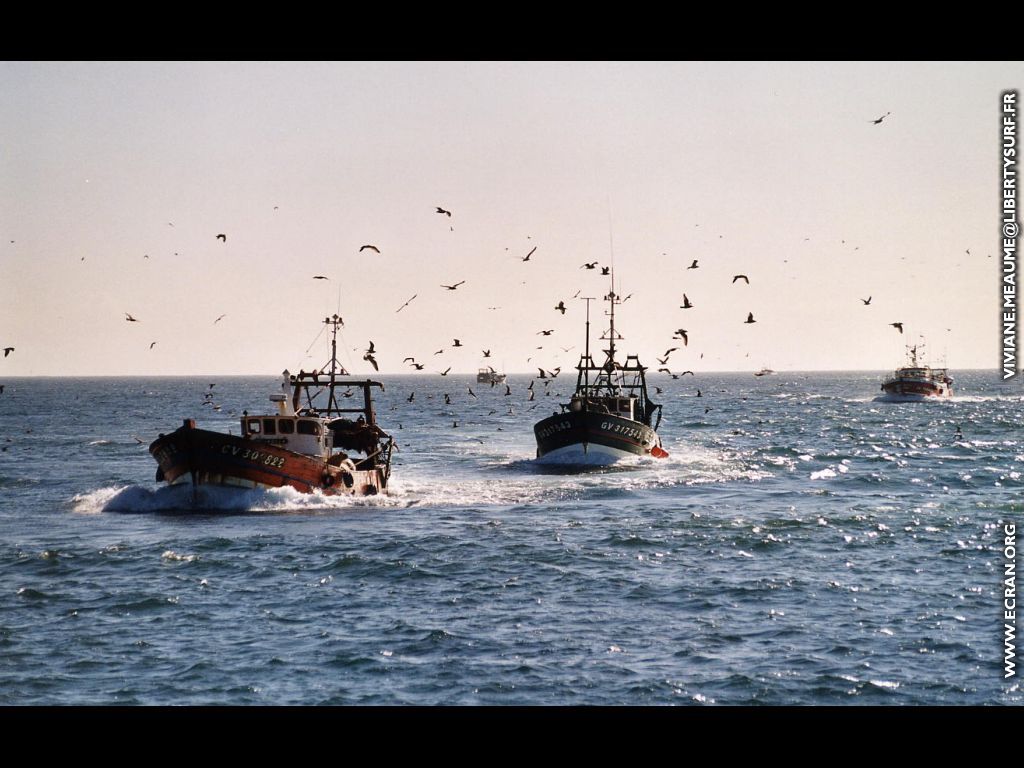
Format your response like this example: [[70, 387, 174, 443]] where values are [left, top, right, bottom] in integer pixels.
[[149, 315, 394, 498], [876, 342, 953, 402], [477, 367, 507, 385], [754, 366, 776, 377], [533, 277, 666, 465]]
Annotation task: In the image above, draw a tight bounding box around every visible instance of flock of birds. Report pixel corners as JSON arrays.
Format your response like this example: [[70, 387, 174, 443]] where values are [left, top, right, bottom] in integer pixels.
[[1, 110, 969, 416]]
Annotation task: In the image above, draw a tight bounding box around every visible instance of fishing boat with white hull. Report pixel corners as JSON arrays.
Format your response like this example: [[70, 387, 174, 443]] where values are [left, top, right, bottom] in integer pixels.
[[150, 315, 394, 498], [875, 342, 953, 402], [533, 281, 667, 465]]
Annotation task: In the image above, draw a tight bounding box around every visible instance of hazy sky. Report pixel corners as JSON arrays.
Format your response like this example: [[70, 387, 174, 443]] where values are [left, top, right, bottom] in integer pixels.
[[1, 61, 1017, 376]]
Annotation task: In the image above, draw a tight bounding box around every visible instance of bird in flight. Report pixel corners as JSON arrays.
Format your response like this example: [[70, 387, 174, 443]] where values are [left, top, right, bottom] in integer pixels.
[[870, 111, 892, 125], [554, 301, 566, 314], [581, 262, 598, 270], [3, 347, 13, 357], [363, 352, 379, 371], [360, 245, 380, 253], [436, 207, 452, 217], [744, 312, 756, 324], [861, 296, 872, 305], [407, 392, 415, 402], [601, 266, 610, 275], [441, 281, 465, 290], [680, 294, 693, 309], [439, 367, 451, 376], [687, 260, 699, 269], [482, 349, 491, 358], [313, 275, 329, 280], [149, 341, 157, 349], [395, 294, 417, 313], [522, 246, 537, 262], [216, 234, 227, 242], [890, 322, 904, 333], [732, 275, 749, 284], [537, 329, 554, 336], [125, 313, 139, 322], [410, 363, 425, 370], [452, 339, 462, 347], [673, 329, 689, 345], [214, 314, 226, 324], [365, 341, 376, 354]]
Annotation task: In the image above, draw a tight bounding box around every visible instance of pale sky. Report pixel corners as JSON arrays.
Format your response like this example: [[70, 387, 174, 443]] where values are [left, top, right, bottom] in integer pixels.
[[0, 61, 1017, 376]]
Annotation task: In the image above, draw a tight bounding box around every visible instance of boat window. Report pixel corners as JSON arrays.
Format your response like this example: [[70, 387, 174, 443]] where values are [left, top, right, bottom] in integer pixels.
[[262, 418, 277, 435], [278, 419, 294, 434], [297, 420, 321, 436], [247, 418, 261, 434]]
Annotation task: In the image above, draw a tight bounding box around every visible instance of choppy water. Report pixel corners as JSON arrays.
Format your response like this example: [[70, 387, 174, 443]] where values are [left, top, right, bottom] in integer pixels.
[[0, 372, 1020, 705]]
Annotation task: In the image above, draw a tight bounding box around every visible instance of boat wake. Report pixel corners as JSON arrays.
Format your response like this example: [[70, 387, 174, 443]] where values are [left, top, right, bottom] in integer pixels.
[[72, 483, 399, 515]]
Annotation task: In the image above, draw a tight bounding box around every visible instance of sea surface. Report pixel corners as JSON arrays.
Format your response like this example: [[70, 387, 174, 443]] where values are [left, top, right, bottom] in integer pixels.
[[0, 371, 1020, 706]]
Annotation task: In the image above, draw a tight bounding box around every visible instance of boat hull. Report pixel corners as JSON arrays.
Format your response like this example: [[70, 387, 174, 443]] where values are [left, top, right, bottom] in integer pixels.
[[149, 422, 387, 496], [876, 381, 953, 402], [534, 410, 662, 465]]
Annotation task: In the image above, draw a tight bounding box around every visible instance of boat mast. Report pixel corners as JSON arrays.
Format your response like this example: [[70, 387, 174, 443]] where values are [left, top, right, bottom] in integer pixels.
[[324, 314, 348, 413], [581, 296, 594, 390]]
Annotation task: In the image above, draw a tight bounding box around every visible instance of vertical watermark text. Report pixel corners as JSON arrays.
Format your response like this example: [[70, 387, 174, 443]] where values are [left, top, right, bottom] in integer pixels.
[[1002, 91, 1019, 380], [1005, 522, 1017, 679]]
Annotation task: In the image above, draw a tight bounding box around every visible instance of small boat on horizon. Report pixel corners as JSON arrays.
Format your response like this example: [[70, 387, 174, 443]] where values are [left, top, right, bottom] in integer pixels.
[[533, 278, 667, 466], [754, 366, 776, 377], [149, 315, 395, 499], [875, 342, 953, 402], [477, 366, 507, 385]]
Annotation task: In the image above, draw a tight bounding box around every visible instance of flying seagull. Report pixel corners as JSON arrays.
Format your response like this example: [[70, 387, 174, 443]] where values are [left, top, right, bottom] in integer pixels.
[[441, 281, 465, 290], [581, 262, 598, 270], [482, 349, 491, 358], [687, 260, 699, 269], [861, 296, 872, 305], [537, 329, 554, 336], [890, 322, 904, 333], [396, 294, 417, 313], [436, 207, 452, 217], [452, 339, 462, 347], [673, 329, 689, 345], [870, 111, 892, 125], [149, 341, 157, 349], [554, 301, 566, 314], [439, 367, 451, 376], [359, 245, 380, 253], [680, 294, 693, 309], [744, 312, 756, 324], [601, 266, 610, 275], [216, 234, 226, 242], [522, 246, 537, 262], [214, 314, 226, 324], [3, 347, 13, 357], [313, 275, 329, 280], [732, 274, 749, 284], [125, 313, 139, 322], [362, 353, 379, 371]]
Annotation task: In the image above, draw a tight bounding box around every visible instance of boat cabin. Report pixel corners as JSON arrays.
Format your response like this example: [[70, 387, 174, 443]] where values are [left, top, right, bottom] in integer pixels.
[[570, 394, 637, 420], [241, 414, 331, 457]]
